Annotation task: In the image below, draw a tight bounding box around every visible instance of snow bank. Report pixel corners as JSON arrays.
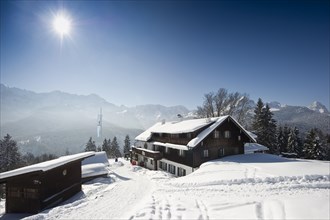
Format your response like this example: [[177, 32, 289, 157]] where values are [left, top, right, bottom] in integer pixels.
[[170, 154, 330, 187]]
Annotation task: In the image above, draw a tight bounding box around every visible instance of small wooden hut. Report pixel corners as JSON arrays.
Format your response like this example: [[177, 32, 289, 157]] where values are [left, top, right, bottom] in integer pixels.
[[0, 152, 95, 214]]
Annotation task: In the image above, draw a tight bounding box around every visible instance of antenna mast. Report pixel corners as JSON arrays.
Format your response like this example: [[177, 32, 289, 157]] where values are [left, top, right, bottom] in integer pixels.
[[97, 107, 102, 139]]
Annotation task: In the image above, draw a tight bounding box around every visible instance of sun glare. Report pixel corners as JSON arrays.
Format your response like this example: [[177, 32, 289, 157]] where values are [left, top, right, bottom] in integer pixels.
[[53, 12, 72, 38]]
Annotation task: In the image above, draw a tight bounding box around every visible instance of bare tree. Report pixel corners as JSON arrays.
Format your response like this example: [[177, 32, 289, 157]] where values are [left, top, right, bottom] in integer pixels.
[[214, 88, 228, 116], [235, 94, 251, 125], [203, 92, 215, 117], [196, 89, 252, 126]]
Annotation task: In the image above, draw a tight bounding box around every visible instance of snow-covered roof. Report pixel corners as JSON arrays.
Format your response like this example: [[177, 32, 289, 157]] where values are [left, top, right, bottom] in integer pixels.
[[0, 152, 95, 181], [135, 117, 219, 141], [187, 116, 228, 147], [153, 142, 189, 151], [82, 151, 109, 166], [244, 143, 269, 153], [136, 116, 256, 148], [82, 163, 109, 179]]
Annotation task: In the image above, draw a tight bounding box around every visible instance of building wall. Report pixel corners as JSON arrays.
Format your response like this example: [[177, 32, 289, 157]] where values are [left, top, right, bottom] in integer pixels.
[[192, 118, 251, 167], [5, 160, 83, 213], [158, 158, 195, 176], [6, 171, 41, 213], [136, 154, 156, 170]]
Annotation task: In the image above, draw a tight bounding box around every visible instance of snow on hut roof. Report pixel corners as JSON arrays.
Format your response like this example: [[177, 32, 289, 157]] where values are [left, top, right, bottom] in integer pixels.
[[244, 143, 269, 154], [0, 152, 95, 181], [82, 151, 109, 166], [135, 117, 218, 141]]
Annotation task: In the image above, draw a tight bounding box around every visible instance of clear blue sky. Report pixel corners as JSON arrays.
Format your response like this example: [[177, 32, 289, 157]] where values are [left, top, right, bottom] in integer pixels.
[[1, 0, 329, 109]]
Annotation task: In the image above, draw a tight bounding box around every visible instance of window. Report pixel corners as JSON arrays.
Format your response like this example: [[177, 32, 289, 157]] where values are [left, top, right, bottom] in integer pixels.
[[219, 148, 225, 157], [238, 135, 241, 141], [203, 149, 209, 158], [165, 147, 170, 154], [168, 164, 176, 174], [150, 159, 153, 165], [24, 188, 38, 199], [8, 187, 21, 198], [159, 161, 168, 171], [179, 149, 185, 157], [224, 131, 231, 139], [144, 157, 148, 163], [214, 130, 220, 138], [144, 143, 148, 149], [177, 167, 186, 176], [171, 134, 179, 138], [186, 133, 192, 139]]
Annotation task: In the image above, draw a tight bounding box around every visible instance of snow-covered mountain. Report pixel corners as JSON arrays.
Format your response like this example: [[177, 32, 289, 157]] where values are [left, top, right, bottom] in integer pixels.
[[265, 100, 329, 134], [0, 84, 191, 155], [308, 101, 329, 114], [0, 84, 328, 155]]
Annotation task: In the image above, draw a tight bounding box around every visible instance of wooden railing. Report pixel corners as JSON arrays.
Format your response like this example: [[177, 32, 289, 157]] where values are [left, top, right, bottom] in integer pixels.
[[131, 147, 163, 160]]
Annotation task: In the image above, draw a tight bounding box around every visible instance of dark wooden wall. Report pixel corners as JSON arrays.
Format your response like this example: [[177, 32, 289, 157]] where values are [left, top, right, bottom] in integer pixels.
[[5, 160, 83, 214]]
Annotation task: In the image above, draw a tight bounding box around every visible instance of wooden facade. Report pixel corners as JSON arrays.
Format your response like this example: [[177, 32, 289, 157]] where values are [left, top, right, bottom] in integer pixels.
[[0, 152, 94, 214], [131, 116, 256, 174]]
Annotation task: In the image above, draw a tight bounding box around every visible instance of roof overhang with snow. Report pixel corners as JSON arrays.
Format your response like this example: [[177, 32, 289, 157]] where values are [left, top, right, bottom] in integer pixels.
[[135, 117, 219, 142], [135, 116, 257, 149], [0, 152, 95, 182]]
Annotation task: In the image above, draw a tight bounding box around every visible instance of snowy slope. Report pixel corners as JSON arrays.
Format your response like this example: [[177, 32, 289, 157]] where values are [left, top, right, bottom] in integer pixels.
[[0, 154, 329, 220]]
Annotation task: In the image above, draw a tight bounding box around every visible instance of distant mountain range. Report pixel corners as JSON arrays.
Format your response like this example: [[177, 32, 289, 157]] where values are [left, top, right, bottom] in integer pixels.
[[266, 101, 329, 134], [0, 84, 190, 155], [0, 84, 328, 155]]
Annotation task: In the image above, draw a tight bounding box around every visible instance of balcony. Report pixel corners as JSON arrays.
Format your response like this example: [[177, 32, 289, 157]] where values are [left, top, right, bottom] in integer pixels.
[[131, 146, 163, 160]]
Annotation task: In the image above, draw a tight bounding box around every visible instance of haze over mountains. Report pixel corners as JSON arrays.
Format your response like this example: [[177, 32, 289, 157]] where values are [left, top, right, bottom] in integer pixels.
[[0, 84, 328, 156]]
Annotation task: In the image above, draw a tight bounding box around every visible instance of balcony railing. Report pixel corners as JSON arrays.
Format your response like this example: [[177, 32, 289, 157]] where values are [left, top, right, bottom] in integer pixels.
[[131, 146, 163, 160]]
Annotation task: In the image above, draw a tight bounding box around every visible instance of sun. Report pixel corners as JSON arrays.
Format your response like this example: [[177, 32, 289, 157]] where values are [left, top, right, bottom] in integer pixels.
[[53, 12, 72, 38]]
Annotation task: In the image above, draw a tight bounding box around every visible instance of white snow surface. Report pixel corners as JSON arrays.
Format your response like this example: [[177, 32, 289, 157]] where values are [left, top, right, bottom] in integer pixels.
[[81, 163, 109, 179], [0, 152, 95, 180], [82, 151, 109, 166], [1, 154, 329, 220], [244, 143, 269, 153]]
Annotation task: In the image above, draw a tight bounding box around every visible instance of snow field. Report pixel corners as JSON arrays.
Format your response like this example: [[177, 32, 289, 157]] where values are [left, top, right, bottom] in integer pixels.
[[1, 154, 329, 219]]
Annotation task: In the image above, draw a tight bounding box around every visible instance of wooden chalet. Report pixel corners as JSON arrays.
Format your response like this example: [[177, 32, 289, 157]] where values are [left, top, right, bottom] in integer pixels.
[[0, 152, 95, 214], [131, 116, 256, 176]]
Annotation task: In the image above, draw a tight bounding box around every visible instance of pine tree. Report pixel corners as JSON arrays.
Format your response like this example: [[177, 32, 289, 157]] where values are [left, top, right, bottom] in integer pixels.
[[111, 136, 122, 158], [287, 127, 302, 157], [252, 100, 277, 153], [85, 137, 97, 152], [252, 98, 264, 133], [262, 104, 277, 153], [277, 126, 285, 154], [102, 138, 111, 158], [0, 134, 21, 172], [123, 135, 131, 155], [303, 129, 324, 159], [282, 126, 291, 152]]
